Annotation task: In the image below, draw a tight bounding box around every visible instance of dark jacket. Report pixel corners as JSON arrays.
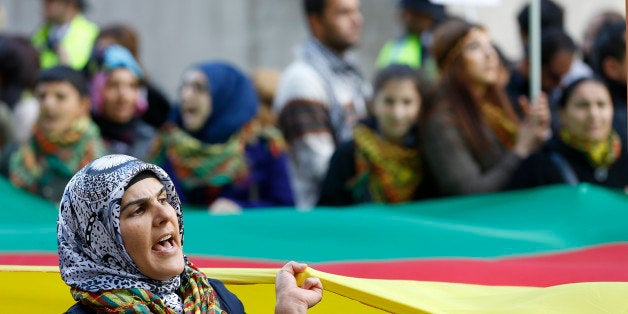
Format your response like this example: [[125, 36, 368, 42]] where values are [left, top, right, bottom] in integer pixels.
[[318, 119, 435, 206], [606, 79, 627, 142], [507, 136, 628, 190]]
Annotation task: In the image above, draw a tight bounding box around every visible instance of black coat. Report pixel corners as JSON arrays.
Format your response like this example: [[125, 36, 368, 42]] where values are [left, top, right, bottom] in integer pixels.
[[507, 137, 628, 191], [318, 118, 436, 206]]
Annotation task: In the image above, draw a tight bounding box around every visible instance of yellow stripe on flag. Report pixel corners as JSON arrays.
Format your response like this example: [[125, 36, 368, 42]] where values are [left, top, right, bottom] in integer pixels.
[[1, 265, 627, 313]]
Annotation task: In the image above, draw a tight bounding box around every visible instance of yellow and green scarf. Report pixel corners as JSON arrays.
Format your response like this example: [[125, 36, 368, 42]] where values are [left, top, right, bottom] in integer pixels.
[[150, 120, 286, 190], [349, 124, 421, 203], [71, 264, 226, 313], [9, 117, 107, 198], [480, 102, 518, 149], [560, 129, 622, 168]]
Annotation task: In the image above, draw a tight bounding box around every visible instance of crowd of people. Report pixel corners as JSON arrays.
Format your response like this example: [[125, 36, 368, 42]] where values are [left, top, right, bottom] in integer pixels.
[[0, 0, 624, 312], [0, 0, 626, 209]]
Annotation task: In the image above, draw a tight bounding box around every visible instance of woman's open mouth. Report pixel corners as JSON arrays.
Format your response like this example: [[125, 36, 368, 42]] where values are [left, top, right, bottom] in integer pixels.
[[152, 234, 176, 253]]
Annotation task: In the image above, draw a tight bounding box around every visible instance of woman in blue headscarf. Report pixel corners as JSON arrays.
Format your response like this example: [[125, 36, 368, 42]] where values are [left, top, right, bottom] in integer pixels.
[[149, 61, 294, 212]]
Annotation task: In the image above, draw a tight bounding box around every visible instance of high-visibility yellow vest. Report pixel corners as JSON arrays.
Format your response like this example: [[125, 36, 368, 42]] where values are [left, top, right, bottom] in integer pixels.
[[376, 34, 422, 69], [32, 14, 99, 70]]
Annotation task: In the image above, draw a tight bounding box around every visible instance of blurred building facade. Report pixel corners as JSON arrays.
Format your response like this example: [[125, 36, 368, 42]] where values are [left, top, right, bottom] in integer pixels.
[[0, 0, 623, 99]]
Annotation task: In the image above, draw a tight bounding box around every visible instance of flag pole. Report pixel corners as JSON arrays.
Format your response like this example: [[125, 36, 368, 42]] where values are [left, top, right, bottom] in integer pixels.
[[529, 0, 541, 101]]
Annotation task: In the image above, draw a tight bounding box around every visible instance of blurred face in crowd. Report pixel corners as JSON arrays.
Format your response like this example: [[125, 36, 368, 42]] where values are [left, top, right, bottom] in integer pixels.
[[35, 80, 89, 135], [120, 176, 185, 281], [311, 0, 363, 54], [102, 68, 140, 124], [43, 0, 76, 25], [461, 29, 500, 89], [605, 54, 627, 84], [541, 49, 573, 92], [560, 80, 613, 142], [179, 69, 212, 133], [373, 78, 421, 144]]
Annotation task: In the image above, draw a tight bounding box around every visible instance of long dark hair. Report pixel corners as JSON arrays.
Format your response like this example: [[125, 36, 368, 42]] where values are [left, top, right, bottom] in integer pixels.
[[425, 19, 518, 159]]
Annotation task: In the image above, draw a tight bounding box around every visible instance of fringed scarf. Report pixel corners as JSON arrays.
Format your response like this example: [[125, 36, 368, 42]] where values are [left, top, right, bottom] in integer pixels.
[[9, 117, 107, 198], [560, 129, 622, 168], [480, 102, 518, 149], [151, 120, 286, 191], [71, 263, 225, 314], [349, 124, 421, 203]]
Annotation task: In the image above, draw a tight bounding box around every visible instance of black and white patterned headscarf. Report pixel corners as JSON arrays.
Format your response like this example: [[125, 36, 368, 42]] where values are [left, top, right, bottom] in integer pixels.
[[57, 154, 185, 311]]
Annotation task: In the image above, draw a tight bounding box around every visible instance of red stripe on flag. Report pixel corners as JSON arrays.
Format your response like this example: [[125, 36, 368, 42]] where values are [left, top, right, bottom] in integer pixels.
[[2, 243, 627, 287], [313, 242, 628, 287]]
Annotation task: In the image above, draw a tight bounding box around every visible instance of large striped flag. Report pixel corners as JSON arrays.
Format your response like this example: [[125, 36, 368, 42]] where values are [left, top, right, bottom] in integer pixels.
[[1, 176, 627, 312]]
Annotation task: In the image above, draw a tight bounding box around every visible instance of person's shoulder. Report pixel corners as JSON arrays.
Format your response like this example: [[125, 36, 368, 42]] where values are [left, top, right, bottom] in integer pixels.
[[72, 13, 99, 28], [422, 103, 454, 129], [522, 145, 553, 166], [511, 140, 558, 181], [279, 61, 325, 91], [274, 61, 327, 110], [283, 59, 318, 75], [208, 278, 245, 314]]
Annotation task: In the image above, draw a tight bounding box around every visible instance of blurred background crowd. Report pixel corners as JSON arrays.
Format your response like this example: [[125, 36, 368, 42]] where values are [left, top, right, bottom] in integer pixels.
[[0, 0, 624, 212]]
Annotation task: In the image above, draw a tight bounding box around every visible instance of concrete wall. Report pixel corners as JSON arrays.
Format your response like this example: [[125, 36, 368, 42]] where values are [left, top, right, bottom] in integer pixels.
[[0, 0, 623, 100]]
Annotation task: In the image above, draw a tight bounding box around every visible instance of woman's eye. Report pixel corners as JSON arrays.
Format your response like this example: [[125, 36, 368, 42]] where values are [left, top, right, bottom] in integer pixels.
[[158, 197, 168, 204], [131, 207, 145, 216], [465, 42, 480, 51]]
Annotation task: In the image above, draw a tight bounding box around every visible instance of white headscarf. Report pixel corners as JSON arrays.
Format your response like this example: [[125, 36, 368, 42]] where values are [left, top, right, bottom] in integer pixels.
[[57, 154, 185, 312]]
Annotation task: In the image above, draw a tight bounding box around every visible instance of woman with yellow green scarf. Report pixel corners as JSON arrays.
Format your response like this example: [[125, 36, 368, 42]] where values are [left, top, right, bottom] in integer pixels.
[[508, 77, 628, 190], [318, 64, 435, 206]]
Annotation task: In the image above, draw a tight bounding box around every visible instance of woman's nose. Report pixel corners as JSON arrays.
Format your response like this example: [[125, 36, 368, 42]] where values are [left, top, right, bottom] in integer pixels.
[[180, 87, 193, 103], [38, 95, 53, 109], [391, 103, 407, 119], [153, 201, 175, 226]]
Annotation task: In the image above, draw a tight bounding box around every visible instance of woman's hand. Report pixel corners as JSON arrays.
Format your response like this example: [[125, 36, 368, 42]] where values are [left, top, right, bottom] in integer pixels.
[[275, 261, 323, 314], [513, 93, 551, 158]]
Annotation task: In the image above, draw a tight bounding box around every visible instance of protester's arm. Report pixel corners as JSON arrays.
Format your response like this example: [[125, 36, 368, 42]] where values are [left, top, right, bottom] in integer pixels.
[[421, 109, 523, 195], [275, 261, 323, 314]]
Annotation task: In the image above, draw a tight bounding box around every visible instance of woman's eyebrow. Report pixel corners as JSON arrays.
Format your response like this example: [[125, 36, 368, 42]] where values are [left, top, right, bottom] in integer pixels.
[[120, 186, 166, 213]]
